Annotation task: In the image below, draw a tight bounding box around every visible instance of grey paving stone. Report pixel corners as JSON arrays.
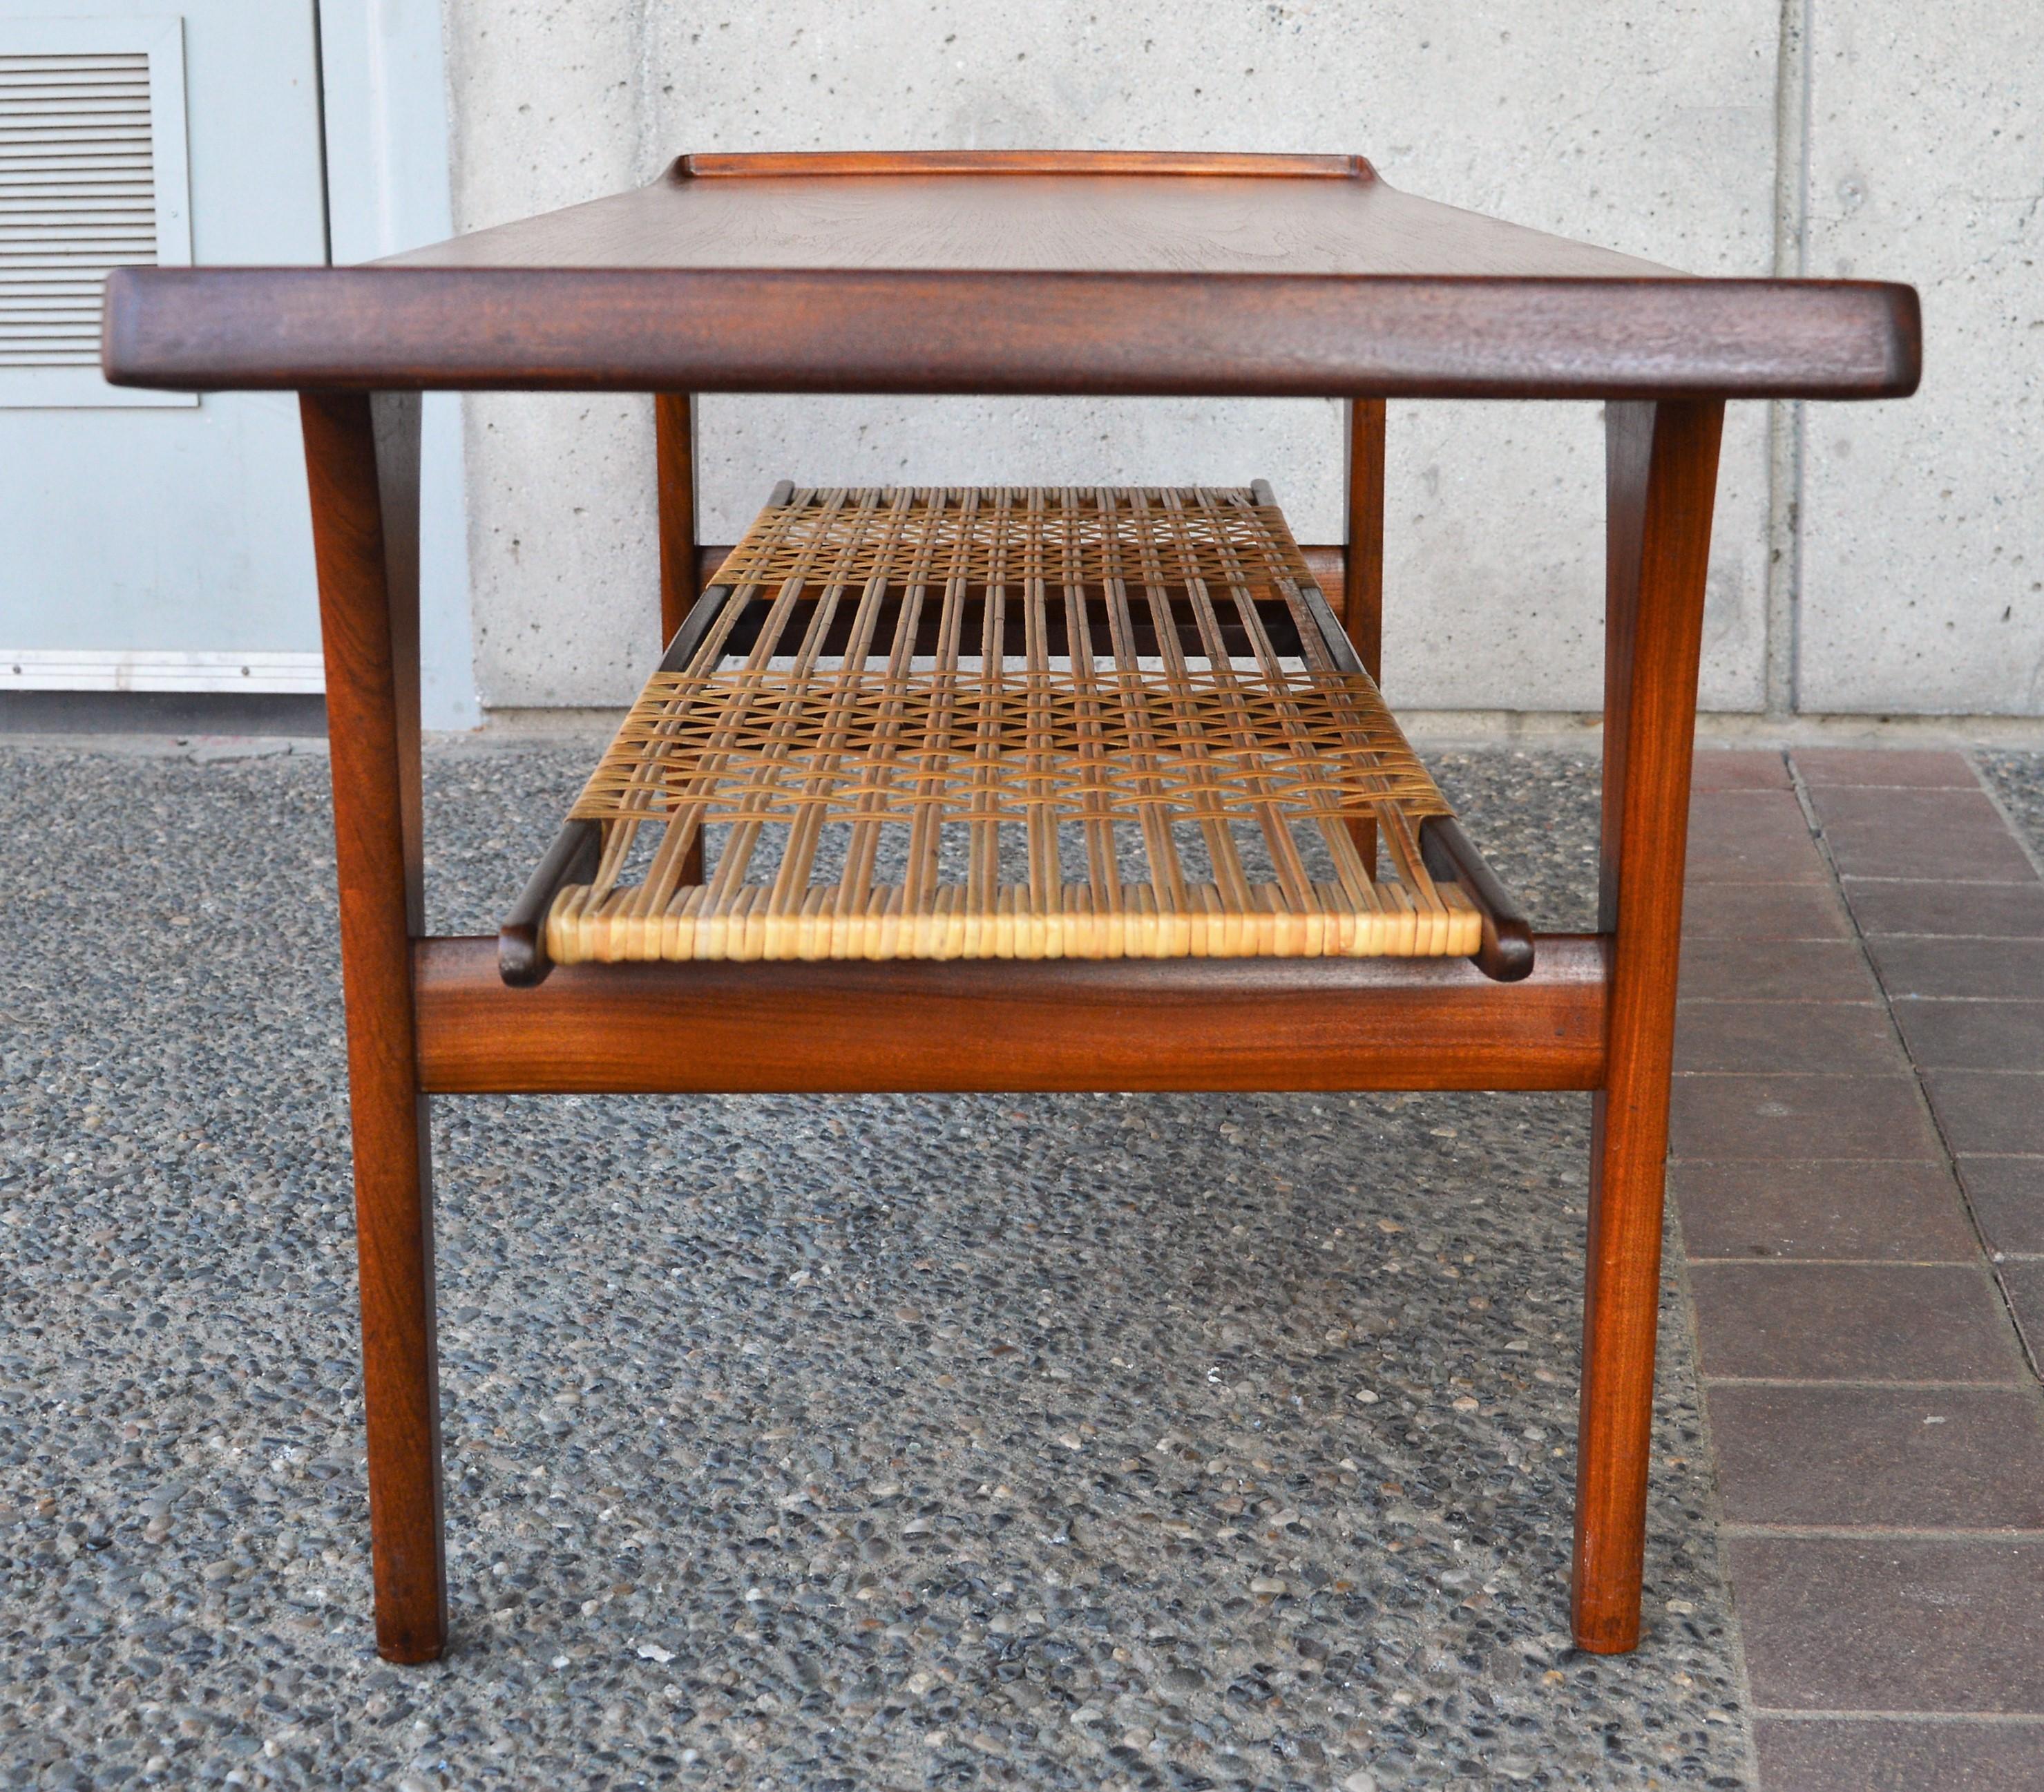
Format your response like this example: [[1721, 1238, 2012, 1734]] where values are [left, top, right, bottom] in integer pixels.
[[1690, 1264, 2025, 1384], [1754, 1716, 2044, 1791], [1842, 877, 2044, 940], [1672, 1160, 1977, 1264], [1730, 1536, 2044, 1713], [1958, 1157, 2044, 1257], [1707, 1384, 2044, 1527]]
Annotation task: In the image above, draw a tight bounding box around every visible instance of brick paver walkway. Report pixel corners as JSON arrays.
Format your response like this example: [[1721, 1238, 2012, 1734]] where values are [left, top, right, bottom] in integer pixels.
[[1675, 749, 2044, 1790]]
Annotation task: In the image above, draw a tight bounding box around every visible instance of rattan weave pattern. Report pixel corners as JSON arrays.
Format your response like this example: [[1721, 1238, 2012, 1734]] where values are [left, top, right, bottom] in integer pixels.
[[547, 485, 1478, 962], [709, 485, 1324, 595]]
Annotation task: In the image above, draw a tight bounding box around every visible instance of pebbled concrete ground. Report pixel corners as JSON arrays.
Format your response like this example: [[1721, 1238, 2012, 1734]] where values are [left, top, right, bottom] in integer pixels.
[[1980, 751, 2044, 857], [1, 741, 1752, 1790]]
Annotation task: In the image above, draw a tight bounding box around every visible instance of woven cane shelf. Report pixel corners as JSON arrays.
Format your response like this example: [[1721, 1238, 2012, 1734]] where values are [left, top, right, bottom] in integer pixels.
[[502, 483, 1531, 978]]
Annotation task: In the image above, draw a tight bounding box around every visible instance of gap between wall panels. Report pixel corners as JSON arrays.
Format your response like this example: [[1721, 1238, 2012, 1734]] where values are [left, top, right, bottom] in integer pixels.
[[1766, 0, 1815, 720]]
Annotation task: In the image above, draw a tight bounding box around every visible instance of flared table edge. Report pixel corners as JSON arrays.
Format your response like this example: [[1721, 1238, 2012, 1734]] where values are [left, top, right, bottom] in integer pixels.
[[102, 267, 1920, 401]]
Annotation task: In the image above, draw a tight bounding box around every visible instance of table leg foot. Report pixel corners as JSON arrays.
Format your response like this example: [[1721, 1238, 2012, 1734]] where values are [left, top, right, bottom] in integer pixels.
[[356, 1089, 446, 1665], [1570, 1094, 1665, 1655]]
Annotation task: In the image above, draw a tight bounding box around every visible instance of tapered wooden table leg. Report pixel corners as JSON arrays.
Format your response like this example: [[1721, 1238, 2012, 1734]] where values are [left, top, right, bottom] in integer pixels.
[[1572, 398, 1724, 1653], [302, 389, 448, 1664], [1343, 396, 1387, 875], [655, 391, 698, 644], [655, 392, 706, 886]]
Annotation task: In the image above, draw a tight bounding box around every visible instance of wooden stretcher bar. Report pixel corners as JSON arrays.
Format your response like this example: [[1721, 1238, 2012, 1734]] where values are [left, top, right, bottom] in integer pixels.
[[422, 934, 1607, 1095]]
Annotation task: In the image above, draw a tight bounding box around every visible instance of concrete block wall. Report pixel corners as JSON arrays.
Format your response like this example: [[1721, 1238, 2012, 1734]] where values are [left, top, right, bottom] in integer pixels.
[[441, 1, 2041, 721], [1796, 3, 2044, 714]]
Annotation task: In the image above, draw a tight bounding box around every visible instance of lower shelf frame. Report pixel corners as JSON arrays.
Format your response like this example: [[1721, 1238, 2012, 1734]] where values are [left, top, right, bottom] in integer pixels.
[[416, 931, 1606, 1096]]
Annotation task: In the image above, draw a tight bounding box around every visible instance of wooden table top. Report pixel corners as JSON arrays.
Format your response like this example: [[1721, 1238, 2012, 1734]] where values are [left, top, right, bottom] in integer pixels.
[[103, 151, 1919, 399], [381, 153, 1674, 278]]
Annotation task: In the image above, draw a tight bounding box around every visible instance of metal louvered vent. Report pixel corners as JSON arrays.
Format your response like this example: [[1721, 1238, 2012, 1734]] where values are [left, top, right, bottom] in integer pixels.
[[0, 50, 155, 368], [0, 18, 189, 408]]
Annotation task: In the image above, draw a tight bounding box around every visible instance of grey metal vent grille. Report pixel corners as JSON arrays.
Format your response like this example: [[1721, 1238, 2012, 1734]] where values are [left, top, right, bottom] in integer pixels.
[[0, 50, 157, 368], [0, 19, 189, 408]]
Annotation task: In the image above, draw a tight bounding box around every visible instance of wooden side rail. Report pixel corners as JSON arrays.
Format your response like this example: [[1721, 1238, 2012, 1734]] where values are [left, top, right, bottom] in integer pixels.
[[1279, 537, 1532, 984], [1419, 816, 1536, 982], [498, 573, 752, 985], [422, 933, 1608, 1095], [497, 820, 599, 986]]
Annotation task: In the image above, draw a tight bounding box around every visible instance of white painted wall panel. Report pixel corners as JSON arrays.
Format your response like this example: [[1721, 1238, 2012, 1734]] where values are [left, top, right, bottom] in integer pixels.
[[0, 1, 327, 665]]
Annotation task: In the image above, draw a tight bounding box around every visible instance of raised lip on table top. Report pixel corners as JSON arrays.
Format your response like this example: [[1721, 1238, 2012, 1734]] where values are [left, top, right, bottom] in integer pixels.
[[670, 149, 1379, 180]]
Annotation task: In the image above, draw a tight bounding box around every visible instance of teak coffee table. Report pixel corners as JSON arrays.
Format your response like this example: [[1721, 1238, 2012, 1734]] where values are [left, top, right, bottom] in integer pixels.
[[104, 151, 1920, 1665]]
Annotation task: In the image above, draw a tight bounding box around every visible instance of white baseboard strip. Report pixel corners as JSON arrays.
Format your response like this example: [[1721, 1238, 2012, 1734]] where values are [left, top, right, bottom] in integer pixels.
[[0, 650, 325, 695]]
